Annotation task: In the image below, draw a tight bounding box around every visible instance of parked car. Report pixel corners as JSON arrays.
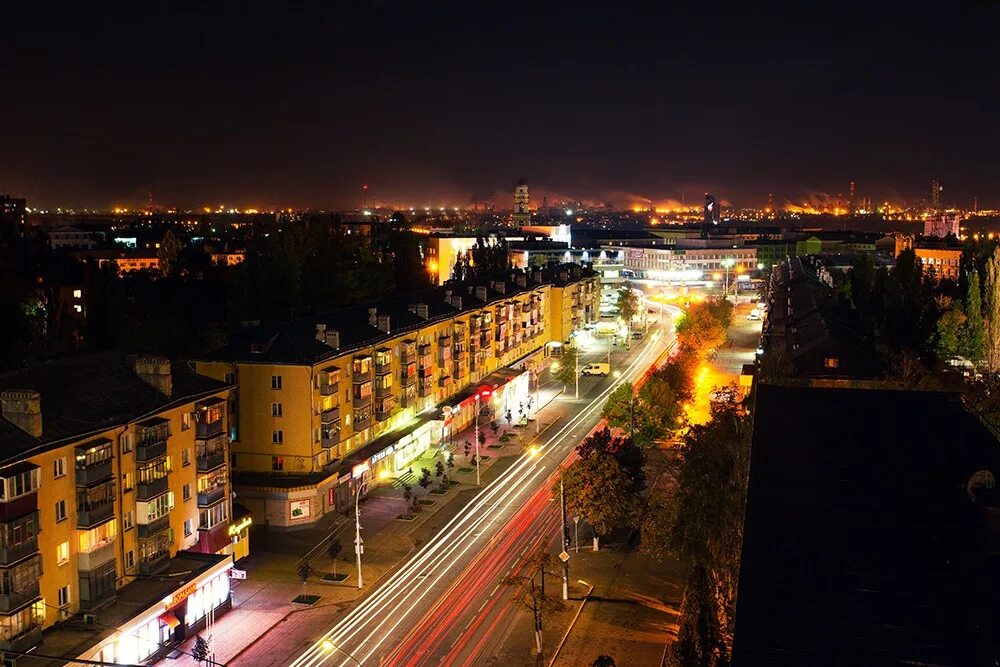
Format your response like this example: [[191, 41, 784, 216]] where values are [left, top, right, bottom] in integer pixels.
[[580, 362, 610, 377], [631, 331, 644, 340], [746, 308, 763, 321]]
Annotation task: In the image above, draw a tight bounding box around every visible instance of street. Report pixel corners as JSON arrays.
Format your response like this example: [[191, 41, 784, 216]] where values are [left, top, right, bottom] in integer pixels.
[[285, 322, 676, 667]]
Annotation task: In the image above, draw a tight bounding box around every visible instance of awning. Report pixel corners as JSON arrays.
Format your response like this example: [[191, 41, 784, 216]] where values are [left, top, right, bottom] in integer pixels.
[[159, 613, 180, 629]]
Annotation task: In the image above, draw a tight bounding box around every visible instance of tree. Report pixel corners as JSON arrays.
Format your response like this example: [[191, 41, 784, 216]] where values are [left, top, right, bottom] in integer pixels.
[[418, 467, 432, 490], [435, 460, 445, 478], [665, 564, 726, 667], [601, 383, 635, 432], [296, 561, 312, 597], [675, 302, 727, 358], [637, 375, 681, 444], [932, 305, 966, 360], [192, 635, 211, 664], [501, 547, 566, 655], [552, 345, 580, 388], [706, 297, 734, 330], [156, 229, 182, 277], [327, 538, 342, 576], [984, 247, 1000, 371], [616, 281, 639, 327], [446, 452, 455, 470], [593, 657, 617, 667], [964, 269, 986, 363]]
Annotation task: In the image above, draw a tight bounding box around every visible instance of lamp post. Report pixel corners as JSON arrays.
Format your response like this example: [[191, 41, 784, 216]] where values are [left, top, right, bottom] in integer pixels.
[[354, 482, 364, 590], [474, 393, 481, 487], [534, 369, 540, 435], [574, 346, 579, 399], [528, 446, 569, 601]]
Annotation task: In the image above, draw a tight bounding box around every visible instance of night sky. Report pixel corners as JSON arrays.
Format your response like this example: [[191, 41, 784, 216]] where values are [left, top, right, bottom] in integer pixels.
[[2, 2, 997, 210]]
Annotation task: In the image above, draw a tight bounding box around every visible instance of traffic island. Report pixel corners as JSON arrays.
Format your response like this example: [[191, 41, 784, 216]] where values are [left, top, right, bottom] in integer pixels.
[[322, 573, 349, 582], [292, 594, 321, 605]]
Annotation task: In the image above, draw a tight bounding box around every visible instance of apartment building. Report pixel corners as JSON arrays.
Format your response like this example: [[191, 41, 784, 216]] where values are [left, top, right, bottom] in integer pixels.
[[0, 353, 246, 664], [195, 264, 600, 528], [621, 244, 758, 281]]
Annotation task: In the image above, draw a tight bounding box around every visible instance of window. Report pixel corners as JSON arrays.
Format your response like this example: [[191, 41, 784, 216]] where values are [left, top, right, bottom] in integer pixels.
[[824, 357, 840, 369], [181, 412, 192, 431], [72, 289, 82, 298], [0, 468, 40, 501], [272, 456, 284, 471], [57, 541, 69, 565], [183, 483, 191, 502], [122, 472, 134, 493], [55, 500, 67, 522], [271, 375, 282, 390], [57, 585, 70, 608], [123, 511, 134, 531], [224, 372, 236, 385], [272, 430, 283, 444], [125, 550, 135, 570], [122, 433, 133, 453], [53, 457, 66, 479], [199, 501, 229, 530], [184, 519, 193, 537], [182, 448, 191, 467], [271, 402, 283, 417], [79, 520, 117, 553]]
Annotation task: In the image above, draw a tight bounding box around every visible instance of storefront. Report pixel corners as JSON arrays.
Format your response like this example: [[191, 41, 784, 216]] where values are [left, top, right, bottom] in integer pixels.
[[439, 368, 531, 446], [80, 553, 233, 665]]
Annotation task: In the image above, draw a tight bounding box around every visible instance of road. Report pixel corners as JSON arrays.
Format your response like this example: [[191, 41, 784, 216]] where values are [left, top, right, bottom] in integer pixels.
[[289, 321, 675, 667]]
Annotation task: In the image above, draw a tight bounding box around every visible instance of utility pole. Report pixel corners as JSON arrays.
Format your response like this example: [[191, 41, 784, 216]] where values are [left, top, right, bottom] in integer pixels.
[[574, 347, 579, 399], [474, 394, 482, 486], [534, 369, 540, 435], [354, 483, 364, 589], [559, 475, 569, 601]]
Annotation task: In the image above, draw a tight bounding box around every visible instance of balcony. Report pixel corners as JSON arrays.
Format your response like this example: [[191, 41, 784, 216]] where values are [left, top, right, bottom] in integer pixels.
[[0, 581, 39, 613], [352, 369, 372, 383], [353, 394, 372, 410], [137, 476, 169, 501], [375, 383, 393, 398], [418, 381, 434, 398], [321, 406, 341, 424], [137, 514, 171, 539], [198, 485, 226, 507], [438, 376, 452, 389], [136, 438, 167, 462], [0, 624, 41, 654], [77, 539, 115, 571], [320, 367, 340, 396], [198, 449, 226, 473], [138, 550, 170, 575], [353, 413, 372, 431], [77, 502, 114, 529], [321, 428, 340, 449], [0, 535, 37, 568], [375, 360, 392, 376], [75, 458, 113, 486], [195, 416, 223, 439]]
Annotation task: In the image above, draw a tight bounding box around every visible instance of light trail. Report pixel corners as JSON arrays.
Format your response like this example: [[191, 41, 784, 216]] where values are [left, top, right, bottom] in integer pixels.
[[289, 329, 671, 667]]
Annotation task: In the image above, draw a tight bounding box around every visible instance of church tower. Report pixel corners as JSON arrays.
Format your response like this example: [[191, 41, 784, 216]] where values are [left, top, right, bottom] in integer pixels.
[[512, 175, 530, 226]]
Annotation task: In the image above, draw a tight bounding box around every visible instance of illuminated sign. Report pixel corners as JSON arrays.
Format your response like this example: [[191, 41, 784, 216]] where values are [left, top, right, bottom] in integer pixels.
[[167, 583, 198, 609], [352, 463, 369, 478], [228, 516, 252, 537], [370, 445, 395, 465], [290, 499, 311, 519]]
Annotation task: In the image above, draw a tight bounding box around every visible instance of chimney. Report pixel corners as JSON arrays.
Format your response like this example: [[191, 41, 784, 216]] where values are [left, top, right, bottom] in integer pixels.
[[532, 270, 542, 283], [496, 281, 505, 294], [571, 265, 582, 278], [1, 390, 41, 438], [444, 289, 452, 303], [318, 326, 340, 349], [488, 280, 495, 291], [315, 323, 326, 340], [368, 308, 378, 327], [467, 285, 474, 295], [476, 286, 488, 301], [377, 315, 391, 333], [416, 303, 429, 319], [134, 355, 172, 397], [516, 275, 527, 289], [559, 270, 569, 282], [452, 296, 462, 310]]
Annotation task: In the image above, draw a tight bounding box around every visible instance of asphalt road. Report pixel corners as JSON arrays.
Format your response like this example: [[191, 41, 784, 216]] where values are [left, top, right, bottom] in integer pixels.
[[288, 322, 676, 667]]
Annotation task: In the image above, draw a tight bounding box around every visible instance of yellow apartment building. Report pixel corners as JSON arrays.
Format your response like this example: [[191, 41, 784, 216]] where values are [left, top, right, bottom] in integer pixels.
[[0, 353, 247, 664], [195, 263, 600, 528]]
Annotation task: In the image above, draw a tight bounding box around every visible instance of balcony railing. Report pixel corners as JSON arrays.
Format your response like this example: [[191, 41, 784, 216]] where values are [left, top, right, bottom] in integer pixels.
[[77, 502, 114, 529], [136, 439, 167, 462], [352, 369, 372, 383], [137, 476, 169, 501], [353, 394, 372, 409], [197, 450, 226, 472], [138, 550, 170, 575], [138, 514, 171, 539], [77, 539, 115, 572], [353, 413, 372, 431], [0, 624, 41, 654], [321, 406, 341, 424], [0, 581, 40, 613], [195, 417, 224, 439], [0, 535, 37, 567], [198, 486, 226, 507], [375, 384, 393, 398], [321, 429, 340, 449], [75, 459, 113, 486]]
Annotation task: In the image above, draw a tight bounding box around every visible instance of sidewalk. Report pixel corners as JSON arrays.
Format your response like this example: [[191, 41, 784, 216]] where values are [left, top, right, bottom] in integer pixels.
[[168, 405, 563, 666]]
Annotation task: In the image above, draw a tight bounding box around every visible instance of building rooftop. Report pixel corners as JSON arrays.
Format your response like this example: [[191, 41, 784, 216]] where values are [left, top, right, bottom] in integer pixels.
[[733, 383, 1000, 666], [24, 551, 229, 667], [0, 352, 231, 464], [205, 263, 596, 366]]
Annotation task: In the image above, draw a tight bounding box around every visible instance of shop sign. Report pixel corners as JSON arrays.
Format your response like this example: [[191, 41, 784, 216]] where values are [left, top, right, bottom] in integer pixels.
[[227, 516, 252, 537], [290, 499, 311, 519], [370, 444, 395, 465], [352, 463, 369, 478], [230, 569, 247, 580], [167, 583, 198, 609]]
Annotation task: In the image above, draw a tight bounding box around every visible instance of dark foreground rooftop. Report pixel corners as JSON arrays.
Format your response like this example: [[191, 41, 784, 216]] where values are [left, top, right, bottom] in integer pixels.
[[733, 383, 1000, 666]]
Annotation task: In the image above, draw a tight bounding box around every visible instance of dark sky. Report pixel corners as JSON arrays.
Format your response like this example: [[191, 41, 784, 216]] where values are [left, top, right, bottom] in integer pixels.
[[2, 1, 997, 210]]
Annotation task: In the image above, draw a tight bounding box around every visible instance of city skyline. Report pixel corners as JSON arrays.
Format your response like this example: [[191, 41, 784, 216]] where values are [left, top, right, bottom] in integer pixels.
[[2, 2, 997, 210]]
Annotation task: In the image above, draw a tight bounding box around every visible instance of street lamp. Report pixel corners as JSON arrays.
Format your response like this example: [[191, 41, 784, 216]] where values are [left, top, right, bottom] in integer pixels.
[[474, 388, 492, 487], [354, 482, 364, 590], [527, 446, 570, 601], [320, 639, 362, 666]]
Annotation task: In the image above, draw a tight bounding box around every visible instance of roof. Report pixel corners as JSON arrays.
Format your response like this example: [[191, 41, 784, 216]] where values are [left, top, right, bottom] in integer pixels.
[[733, 384, 1000, 666], [205, 263, 597, 365], [516, 175, 527, 187], [0, 352, 231, 463], [25, 552, 229, 666]]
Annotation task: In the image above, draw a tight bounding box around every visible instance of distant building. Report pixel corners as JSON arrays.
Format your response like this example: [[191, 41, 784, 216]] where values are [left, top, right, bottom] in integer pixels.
[[512, 176, 531, 226], [0, 194, 26, 240], [924, 214, 960, 239], [72, 249, 160, 273], [48, 225, 101, 250], [703, 193, 719, 234], [620, 243, 757, 281], [914, 246, 962, 281]]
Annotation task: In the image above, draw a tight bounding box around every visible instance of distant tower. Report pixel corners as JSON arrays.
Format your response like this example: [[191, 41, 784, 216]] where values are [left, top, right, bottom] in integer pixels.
[[513, 175, 531, 226], [702, 193, 719, 238], [767, 192, 774, 211], [931, 179, 942, 210], [848, 181, 856, 215]]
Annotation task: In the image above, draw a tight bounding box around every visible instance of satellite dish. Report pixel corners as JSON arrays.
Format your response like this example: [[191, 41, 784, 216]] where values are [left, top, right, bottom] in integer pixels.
[[966, 469, 996, 503]]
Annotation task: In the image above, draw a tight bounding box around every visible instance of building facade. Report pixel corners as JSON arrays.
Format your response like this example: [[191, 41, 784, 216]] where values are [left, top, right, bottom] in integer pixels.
[[621, 245, 758, 281], [195, 264, 600, 528], [0, 353, 246, 663], [512, 176, 531, 226]]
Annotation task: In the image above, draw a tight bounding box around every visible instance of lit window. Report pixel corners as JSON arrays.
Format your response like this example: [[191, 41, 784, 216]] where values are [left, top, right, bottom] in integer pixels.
[[72, 289, 82, 298], [53, 457, 66, 479], [57, 541, 69, 565], [73, 304, 83, 313], [824, 357, 840, 369]]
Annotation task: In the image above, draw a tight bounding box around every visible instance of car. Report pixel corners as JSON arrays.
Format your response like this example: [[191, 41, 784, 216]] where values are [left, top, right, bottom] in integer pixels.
[[746, 312, 762, 321], [631, 331, 644, 340], [580, 362, 610, 377]]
